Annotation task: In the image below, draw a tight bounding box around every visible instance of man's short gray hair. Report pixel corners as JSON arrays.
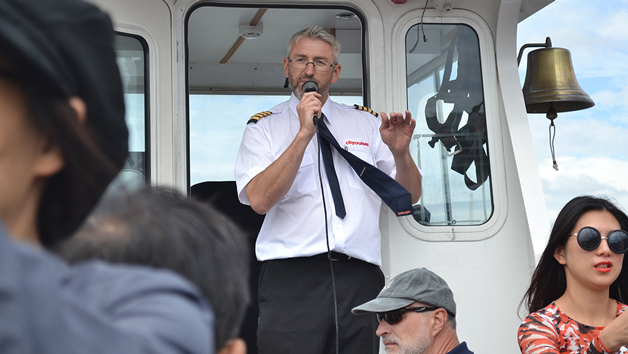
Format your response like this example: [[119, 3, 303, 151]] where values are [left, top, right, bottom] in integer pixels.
[[287, 26, 341, 64], [447, 314, 457, 330]]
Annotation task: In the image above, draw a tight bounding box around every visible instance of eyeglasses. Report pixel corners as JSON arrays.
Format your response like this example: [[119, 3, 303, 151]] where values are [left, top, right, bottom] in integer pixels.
[[288, 58, 335, 72], [570, 226, 628, 254], [376, 307, 438, 325]]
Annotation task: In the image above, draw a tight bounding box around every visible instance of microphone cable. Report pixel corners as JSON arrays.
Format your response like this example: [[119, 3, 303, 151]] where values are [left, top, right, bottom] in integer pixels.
[[314, 114, 340, 354]]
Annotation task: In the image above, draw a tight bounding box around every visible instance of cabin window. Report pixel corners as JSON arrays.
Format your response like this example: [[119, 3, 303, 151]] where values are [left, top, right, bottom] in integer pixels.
[[187, 5, 364, 187], [406, 24, 492, 226], [109, 33, 149, 192]]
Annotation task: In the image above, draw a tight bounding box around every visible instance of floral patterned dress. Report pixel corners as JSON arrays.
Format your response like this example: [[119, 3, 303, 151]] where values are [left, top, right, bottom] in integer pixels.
[[518, 301, 628, 354]]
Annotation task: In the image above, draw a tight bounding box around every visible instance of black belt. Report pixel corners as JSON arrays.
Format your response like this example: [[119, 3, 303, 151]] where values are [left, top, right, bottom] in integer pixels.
[[311, 252, 352, 261]]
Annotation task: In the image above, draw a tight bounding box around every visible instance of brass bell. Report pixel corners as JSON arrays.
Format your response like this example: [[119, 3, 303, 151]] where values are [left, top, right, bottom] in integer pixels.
[[521, 39, 594, 119], [518, 37, 595, 171]]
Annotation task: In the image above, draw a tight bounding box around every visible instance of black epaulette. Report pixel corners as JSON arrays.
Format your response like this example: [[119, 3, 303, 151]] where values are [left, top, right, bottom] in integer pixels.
[[247, 111, 272, 124], [354, 104, 378, 117]]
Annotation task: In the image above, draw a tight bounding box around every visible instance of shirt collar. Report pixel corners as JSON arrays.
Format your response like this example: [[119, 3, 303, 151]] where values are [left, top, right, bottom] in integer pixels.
[[448, 342, 473, 354], [288, 93, 334, 125]]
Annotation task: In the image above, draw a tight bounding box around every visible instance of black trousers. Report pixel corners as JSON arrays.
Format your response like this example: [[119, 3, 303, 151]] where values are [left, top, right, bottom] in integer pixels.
[[257, 253, 384, 354]]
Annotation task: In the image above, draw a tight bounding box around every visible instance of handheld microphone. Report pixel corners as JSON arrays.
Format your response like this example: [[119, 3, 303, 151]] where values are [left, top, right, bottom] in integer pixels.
[[302, 80, 320, 125], [303, 79, 318, 93]]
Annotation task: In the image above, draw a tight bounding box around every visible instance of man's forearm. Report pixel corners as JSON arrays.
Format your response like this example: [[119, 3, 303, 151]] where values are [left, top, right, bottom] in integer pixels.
[[246, 132, 313, 214], [393, 151, 422, 204]]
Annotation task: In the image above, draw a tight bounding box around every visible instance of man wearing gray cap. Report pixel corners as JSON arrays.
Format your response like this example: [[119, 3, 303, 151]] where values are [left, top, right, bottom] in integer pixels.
[[352, 268, 474, 354]]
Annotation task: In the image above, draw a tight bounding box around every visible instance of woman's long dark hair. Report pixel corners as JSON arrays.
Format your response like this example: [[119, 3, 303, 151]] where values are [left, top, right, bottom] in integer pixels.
[[28, 88, 120, 248], [1, 41, 123, 248], [521, 196, 628, 314], [12, 75, 119, 248]]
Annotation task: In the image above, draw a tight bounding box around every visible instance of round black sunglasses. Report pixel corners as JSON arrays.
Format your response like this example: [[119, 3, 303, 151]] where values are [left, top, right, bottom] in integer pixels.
[[376, 307, 437, 325], [570, 226, 628, 254]]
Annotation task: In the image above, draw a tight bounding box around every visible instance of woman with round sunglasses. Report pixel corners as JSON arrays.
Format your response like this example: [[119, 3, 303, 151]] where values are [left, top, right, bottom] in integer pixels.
[[518, 196, 628, 354]]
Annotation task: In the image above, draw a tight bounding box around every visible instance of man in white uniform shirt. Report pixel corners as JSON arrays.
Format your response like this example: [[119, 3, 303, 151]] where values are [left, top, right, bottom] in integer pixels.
[[235, 26, 422, 354]]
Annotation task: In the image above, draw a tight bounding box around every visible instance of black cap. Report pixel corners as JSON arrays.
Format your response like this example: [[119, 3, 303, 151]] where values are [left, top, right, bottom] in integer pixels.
[[0, 0, 128, 163], [0, 0, 128, 242]]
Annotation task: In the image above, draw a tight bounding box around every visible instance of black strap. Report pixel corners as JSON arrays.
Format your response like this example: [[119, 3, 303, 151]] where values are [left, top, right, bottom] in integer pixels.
[[316, 115, 413, 217], [449, 103, 490, 190]]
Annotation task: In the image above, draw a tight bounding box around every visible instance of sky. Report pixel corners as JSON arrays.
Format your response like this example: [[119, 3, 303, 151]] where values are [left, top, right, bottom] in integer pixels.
[[517, 0, 628, 253]]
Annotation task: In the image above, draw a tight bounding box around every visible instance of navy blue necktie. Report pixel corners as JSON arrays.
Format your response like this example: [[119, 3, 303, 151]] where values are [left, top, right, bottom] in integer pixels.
[[317, 117, 346, 218], [315, 114, 413, 217]]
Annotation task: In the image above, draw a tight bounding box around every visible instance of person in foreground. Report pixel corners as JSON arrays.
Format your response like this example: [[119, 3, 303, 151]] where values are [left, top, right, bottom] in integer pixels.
[[56, 187, 250, 354], [0, 0, 212, 352], [352, 268, 475, 354], [518, 195, 628, 353], [234, 25, 422, 353]]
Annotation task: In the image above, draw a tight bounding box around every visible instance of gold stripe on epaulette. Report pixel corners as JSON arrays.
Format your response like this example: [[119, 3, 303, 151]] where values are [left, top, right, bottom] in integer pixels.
[[354, 104, 378, 117], [247, 111, 272, 124]]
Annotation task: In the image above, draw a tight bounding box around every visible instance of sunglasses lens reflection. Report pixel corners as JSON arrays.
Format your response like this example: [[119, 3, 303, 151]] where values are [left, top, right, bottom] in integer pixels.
[[577, 227, 600, 251], [609, 230, 628, 254], [377, 311, 402, 325], [576, 227, 628, 254]]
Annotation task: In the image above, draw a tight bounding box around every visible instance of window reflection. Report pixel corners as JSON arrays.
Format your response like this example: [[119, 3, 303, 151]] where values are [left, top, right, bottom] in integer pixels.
[[406, 24, 492, 226], [188, 95, 361, 185], [109, 33, 148, 192]]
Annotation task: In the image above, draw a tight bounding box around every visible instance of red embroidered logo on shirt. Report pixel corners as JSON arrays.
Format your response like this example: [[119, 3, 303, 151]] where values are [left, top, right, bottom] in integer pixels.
[[345, 140, 369, 147]]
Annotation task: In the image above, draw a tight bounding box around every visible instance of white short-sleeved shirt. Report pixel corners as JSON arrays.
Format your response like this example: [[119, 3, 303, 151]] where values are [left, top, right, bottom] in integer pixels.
[[235, 94, 396, 266]]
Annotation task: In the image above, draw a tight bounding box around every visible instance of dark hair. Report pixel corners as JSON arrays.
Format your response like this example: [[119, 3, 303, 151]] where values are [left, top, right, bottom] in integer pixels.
[[521, 196, 628, 314], [54, 187, 251, 350], [1, 42, 122, 248], [446, 315, 456, 330], [27, 88, 119, 248]]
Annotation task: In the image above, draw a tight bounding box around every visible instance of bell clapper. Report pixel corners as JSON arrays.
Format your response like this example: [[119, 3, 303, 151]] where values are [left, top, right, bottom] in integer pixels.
[[547, 105, 559, 171]]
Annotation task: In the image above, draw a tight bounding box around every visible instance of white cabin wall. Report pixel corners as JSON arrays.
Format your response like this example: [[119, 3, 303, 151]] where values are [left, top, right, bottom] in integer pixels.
[[376, 0, 541, 352], [381, 210, 535, 352], [87, 0, 180, 190], [496, 0, 551, 247]]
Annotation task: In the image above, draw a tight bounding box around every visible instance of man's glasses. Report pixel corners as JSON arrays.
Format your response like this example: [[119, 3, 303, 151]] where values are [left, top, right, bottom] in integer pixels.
[[570, 226, 628, 254], [288, 58, 335, 72], [376, 307, 437, 325]]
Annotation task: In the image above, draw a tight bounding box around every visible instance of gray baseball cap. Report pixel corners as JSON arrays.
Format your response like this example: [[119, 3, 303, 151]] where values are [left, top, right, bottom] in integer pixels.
[[352, 268, 456, 316]]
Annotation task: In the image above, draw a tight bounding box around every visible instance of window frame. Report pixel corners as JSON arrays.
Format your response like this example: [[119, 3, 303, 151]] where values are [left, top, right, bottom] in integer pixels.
[[392, 9, 508, 242]]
